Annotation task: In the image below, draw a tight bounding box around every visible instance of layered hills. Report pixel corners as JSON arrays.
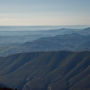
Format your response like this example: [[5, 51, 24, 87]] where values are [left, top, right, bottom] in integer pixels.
[[0, 27, 90, 90], [0, 27, 90, 56]]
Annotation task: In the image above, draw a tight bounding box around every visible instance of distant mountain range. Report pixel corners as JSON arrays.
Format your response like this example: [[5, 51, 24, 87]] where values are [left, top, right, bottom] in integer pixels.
[[0, 27, 90, 56], [0, 27, 89, 45], [0, 51, 89, 90]]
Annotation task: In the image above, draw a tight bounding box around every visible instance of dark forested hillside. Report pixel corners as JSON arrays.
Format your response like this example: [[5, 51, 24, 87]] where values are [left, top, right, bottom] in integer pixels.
[[0, 51, 89, 90]]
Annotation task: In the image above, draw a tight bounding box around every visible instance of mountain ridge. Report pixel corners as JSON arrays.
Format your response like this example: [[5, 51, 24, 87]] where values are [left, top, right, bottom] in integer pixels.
[[0, 51, 89, 90]]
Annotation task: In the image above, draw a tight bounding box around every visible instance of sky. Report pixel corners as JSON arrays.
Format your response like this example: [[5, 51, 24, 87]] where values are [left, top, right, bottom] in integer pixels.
[[0, 0, 90, 26]]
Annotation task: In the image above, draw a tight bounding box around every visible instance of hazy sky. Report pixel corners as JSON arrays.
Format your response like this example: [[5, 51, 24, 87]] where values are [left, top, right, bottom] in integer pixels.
[[0, 0, 90, 26]]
